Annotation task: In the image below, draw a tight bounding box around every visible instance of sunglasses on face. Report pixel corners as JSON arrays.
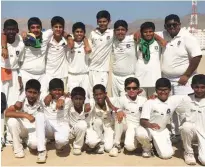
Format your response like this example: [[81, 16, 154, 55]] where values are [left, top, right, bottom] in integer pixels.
[[30, 25, 41, 29], [166, 23, 179, 28], [126, 87, 138, 90]]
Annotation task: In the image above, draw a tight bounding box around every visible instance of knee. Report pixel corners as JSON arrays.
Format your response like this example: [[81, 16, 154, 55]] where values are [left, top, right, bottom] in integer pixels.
[[27, 139, 37, 150], [86, 140, 98, 149], [7, 118, 18, 129], [93, 118, 103, 127], [76, 120, 87, 132], [199, 155, 205, 166], [180, 122, 193, 134], [104, 143, 113, 152], [124, 143, 136, 152], [136, 126, 148, 140], [159, 151, 173, 159], [86, 129, 99, 148]]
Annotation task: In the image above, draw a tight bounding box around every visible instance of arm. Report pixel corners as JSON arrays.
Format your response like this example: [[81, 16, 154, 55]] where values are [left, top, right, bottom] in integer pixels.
[[83, 37, 92, 54], [154, 33, 167, 47], [1, 33, 8, 59], [140, 119, 160, 130], [105, 96, 118, 112]]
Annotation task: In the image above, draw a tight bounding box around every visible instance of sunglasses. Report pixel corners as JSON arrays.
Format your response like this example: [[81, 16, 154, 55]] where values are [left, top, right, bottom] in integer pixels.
[[126, 87, 138, 90], [30, 25, 41, 29], [166, 23, 179, 28]]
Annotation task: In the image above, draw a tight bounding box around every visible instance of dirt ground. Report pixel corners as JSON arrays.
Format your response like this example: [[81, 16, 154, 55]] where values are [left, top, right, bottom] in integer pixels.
[[1, 141, 203, 166]]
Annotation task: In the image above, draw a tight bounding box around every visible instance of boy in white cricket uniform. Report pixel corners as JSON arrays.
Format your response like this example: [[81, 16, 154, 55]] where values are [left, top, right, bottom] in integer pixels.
[[109, 77, 147, 157], [35, 78, 70, 163], [179, 74, 205, 165], [67, 22, 89, 97], [45, 16, 69, 88], [89, 10, 113, 97], [5, 79, 42, 158], [85, 84, 114, 154], [112, 20, 137, 97], [135, 22, 162, 97], [1, 19, 24, 107], [20, 17, 53, 93], [136, 78, 185, 159], [156, 14, 202, 141]]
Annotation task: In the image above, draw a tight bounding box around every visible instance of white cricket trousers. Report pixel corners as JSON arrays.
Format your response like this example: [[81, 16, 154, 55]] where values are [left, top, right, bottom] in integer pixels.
[[89, 70, 108, 98], [69, 120, 87, 149], [114, 119, 138, 151], [112, 73, 134, 97], [7, 118, 37, 154], [35, 112, 70, 151], [1, 70, 20, 107], [86, 118, 114, 152], [67, 73, 89, 97], [136, 126, 174, 159], [180, 122, 205, 165]]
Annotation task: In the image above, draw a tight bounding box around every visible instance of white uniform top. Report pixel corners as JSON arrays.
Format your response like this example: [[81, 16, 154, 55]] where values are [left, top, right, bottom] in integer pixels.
[[43, 98, 70, 124], [45, 36, 69, 78], [20, 29, 53, 75], [117, 95, 147, 127], [89, 99, 114, 127], [135, 40, 162, 87], [112, 35, 137, 76], [141, 96, 184, 132], [157, 29, 202, 82], [89, 29, 113, 72], [67, 41, 89, 74], [1, 35, 24, 70], [179, 94, 205, 138], [20, 98, 43, 123]]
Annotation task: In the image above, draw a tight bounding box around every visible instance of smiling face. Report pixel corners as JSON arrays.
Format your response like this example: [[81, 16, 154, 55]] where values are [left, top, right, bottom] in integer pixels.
[[156, 87, 171, 102], [93, 89, 107, 106], [192, 84, 205, 98], [125, 82, 140, 99], [141, 27, 154, 41], [52, 23, 64, 38], [25, 88, 40, 104], [73, 28, 85, 42], [29, 24, 41, 37], [114, 26, 127, 41], [97, 18, 109, 32], [50, 88, 64, 100], [165, 19, 181, 38]]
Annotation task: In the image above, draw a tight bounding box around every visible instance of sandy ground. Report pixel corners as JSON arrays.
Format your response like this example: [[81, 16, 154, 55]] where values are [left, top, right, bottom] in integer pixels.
[[1, 141, 203, 166]]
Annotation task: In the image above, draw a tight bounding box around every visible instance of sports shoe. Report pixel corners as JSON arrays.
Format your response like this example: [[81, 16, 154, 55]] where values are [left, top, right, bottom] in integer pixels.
[[15, 150, 25, 158], [184, 152, 196, 165], [36, 151, 47, 163], [142, 150, 152, 158], [109, 145, 121, 157], [73, 148, 82, 155], [96, 144, 104, 154]]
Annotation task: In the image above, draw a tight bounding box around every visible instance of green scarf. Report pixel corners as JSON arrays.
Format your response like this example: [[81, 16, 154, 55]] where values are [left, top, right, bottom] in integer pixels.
[[34, 38, 42, 48], [139, 38, 155, 62]]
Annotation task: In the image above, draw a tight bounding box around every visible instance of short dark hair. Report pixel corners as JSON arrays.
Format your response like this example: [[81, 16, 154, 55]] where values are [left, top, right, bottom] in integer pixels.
[[192, 74, 205, 85], [27, 17, 42, 30], [4, 19, 18, 30], [71, 87, 86, 98], [140, 22, 155, 33], [155, 78, 171, 90], [51, 16, 65, 28], [49, 78, 64, 92], [165, 14, 180, 24], [72, 22, 86, 33], [96, 10, 111, 21], [114, 20, 128, 30], [124, 77, 140, 88], [25, 79, 41, 92], [93, 84, 106, 93]]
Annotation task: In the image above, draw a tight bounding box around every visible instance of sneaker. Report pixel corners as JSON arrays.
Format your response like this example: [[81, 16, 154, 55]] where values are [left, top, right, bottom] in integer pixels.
[[36, 151, 47, 164], [96, 144, 104, 154], [109, 145, 121, 157], [15, 150, 25, 158], [142, 150, 152, 158], [184, 152, 196, 165], [73, 148, 82, 155]]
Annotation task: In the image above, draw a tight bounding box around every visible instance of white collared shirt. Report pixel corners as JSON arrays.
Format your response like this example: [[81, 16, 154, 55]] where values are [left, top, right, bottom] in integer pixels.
[[67, 41, 89, 74], [45, 36, 69, 78], [20, 29, 53, 75], [135, 40, 162, 87], [112, 35, 137, 76], [89, 28, 114, 72], [157, 29, 202, 81], [1, 35, 24, 70]]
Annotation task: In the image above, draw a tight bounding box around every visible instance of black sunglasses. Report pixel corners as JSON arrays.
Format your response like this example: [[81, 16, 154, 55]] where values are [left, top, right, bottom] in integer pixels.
[[126, 87, 138, 90], [166, 23, 179, 28]]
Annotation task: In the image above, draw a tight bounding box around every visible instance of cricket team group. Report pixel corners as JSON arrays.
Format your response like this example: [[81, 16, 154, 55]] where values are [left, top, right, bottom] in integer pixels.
[[1, 9, 205, 165]]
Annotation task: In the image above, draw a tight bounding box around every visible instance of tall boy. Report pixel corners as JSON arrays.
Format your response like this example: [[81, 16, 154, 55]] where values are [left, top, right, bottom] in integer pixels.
[[5, 79, 42, 158]]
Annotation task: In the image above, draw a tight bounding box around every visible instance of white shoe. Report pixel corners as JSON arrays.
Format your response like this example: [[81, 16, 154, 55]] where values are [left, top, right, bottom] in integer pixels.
[[37, 151, 47, 163], [73, 148, 82, 155], [15, 150, 25, 158], [96, 144, 104, 154], [142, 150, 152, 158], [109, 145, 121, 157], [184, 152, 196, 165]]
